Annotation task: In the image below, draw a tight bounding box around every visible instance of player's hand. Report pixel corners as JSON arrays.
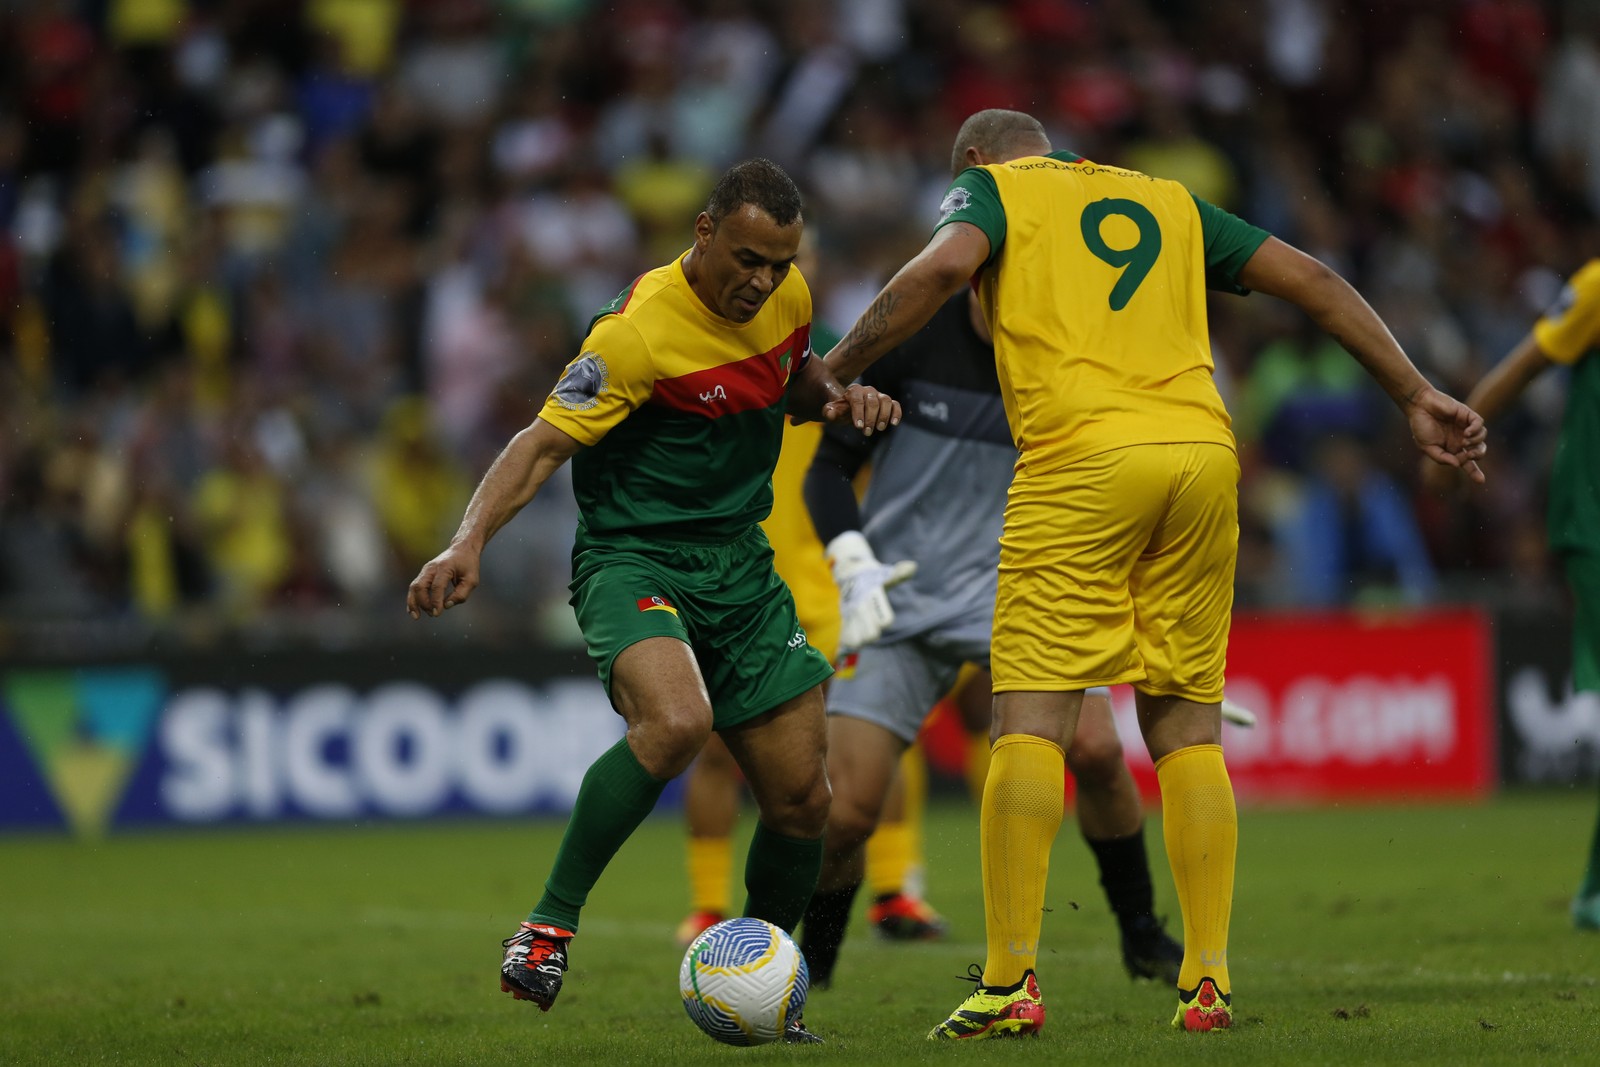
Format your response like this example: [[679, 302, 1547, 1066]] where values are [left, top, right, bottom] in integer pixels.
[[822, 383, 902, 437], [407, 544, 481, 619], [826, 531, 917, 651], [1406, 386, 1487, 484]]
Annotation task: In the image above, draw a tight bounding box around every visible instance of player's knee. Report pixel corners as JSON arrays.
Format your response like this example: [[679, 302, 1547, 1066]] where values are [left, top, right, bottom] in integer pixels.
[[1065, 728, 1126, 785], [629, 709, 713, 779], [766, 771, 831, 838], [824, 793, 879, 856]]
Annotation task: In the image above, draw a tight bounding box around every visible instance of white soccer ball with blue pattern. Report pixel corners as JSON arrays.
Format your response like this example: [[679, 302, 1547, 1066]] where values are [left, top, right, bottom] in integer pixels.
[[678, 917, 809, 1045]]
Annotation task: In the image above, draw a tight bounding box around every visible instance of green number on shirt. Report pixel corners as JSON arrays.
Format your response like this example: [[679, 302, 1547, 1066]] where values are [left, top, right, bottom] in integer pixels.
[[1079, 198, 1162, 311]]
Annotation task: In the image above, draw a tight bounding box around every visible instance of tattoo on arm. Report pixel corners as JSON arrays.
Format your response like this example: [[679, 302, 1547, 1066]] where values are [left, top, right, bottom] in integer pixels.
[[841, 290, 899, 359]]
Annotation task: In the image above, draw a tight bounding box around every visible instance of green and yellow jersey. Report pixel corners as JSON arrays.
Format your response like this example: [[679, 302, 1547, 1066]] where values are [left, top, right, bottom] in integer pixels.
[[539, 252, 812, 544], [936, 150, 1269, 473], [1533, 258, 1600, 555]]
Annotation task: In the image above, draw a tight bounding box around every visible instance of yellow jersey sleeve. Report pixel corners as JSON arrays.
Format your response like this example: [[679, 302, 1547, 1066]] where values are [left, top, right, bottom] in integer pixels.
[[1534, 259, 1600, 366], [538, 314, 656, 446]]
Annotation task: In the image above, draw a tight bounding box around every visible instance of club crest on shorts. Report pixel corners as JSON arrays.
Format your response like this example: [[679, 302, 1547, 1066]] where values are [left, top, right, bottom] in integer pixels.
[[636, 595, 678, 616]]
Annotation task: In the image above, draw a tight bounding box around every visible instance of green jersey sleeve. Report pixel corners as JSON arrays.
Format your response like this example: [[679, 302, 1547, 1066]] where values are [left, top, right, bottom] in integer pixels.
[[1191, 195, 1272, 295], [935, 167, 1005, 268]]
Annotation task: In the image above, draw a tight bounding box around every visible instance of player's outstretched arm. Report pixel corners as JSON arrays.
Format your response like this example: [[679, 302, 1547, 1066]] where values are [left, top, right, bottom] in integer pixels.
[[824, 222, 990, 385], [1238, 236, 1488, 482], [1424, 332, 1552, 494], [406, 419, 581, 619], [1467, 331, 1553, 422]]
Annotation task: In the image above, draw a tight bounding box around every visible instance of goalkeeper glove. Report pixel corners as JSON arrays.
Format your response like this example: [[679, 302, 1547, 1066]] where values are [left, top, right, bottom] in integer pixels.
[[825, 531, 917, 652], [1220, 697, 1258, 728]]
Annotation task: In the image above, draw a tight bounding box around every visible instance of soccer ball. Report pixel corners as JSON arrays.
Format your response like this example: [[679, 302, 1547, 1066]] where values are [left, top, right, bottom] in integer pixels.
[[678, 917, 809, 1045]]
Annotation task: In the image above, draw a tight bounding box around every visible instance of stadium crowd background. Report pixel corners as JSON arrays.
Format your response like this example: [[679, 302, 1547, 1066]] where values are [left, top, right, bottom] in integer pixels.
[[1, 0, 1597, 657]]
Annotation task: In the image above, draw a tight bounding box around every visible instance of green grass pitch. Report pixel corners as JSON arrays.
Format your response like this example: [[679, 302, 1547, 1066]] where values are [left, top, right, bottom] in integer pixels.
[[3, 792, 1599, 1065]]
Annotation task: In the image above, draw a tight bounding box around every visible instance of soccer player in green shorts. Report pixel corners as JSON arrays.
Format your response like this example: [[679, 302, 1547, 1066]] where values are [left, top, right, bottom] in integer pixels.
[[1436, 257, 1600, 928], [405, 159, 900, 1044]]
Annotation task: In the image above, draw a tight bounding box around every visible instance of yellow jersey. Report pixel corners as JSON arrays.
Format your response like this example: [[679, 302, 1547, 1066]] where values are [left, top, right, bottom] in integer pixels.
[[937, 151, 1270, 473]]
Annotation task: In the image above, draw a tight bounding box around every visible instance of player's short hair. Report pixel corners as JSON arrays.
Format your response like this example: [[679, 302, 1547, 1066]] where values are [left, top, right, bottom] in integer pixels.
[[950, 110, 1051, 176], [706, 159, 803, 228]]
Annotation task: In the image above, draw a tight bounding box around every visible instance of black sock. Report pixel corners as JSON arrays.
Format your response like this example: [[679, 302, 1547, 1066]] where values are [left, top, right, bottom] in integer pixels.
[[798, 883, 860, 988], [1086, 826, 1156, 933]]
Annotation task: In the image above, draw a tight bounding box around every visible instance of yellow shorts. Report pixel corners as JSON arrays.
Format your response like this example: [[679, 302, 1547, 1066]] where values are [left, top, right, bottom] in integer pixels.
[[991, 442, 1238, 701]]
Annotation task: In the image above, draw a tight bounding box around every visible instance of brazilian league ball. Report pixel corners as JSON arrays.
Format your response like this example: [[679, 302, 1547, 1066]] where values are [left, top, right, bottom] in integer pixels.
[[679, 917, 809, 1045]]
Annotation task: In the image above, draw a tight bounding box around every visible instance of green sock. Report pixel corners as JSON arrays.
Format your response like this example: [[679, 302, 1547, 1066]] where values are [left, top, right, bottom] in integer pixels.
[[1580, 796, 1600, 899], [742, 823, 823, 933], [529, 738, 667, 932]]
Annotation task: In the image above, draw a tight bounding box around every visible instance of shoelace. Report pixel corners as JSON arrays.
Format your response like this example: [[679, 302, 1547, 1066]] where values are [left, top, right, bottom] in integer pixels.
[[503, 928, 567, 965], [956, 962, 985, 986]]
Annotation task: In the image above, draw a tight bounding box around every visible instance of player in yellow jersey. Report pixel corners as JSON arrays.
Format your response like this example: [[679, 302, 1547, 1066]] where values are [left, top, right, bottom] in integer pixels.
[[823, 109, 1487, 1037]]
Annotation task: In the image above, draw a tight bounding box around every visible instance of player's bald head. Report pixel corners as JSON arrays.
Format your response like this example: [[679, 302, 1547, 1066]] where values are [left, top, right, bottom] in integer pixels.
[[950, 110, 1052, 176]]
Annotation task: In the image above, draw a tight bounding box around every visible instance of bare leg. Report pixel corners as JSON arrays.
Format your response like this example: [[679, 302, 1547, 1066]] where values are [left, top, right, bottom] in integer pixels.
[[1066, 691, 1141, 840]]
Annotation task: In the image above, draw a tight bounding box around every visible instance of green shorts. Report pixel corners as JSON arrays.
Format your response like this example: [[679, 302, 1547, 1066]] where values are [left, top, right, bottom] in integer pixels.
[[1566, 552, 1600, 694], [570, 525, 834, 729]]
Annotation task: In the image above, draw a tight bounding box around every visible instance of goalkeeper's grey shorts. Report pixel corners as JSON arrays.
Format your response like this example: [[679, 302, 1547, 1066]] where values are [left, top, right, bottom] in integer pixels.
[[826, 627, 1110, 744]]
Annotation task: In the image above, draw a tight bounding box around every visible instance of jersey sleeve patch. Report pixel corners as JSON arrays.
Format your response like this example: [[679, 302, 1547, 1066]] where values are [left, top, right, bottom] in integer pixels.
[[539, 315, 656, 445], [939, 186, 974, 222], [550, 353, 609, 410], [1534, 262, 1600, 365], [934, 168, 1005, 266]]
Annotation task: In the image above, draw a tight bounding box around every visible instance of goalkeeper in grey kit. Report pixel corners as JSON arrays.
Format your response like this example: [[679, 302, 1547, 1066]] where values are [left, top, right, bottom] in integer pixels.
[[797, 290, 1186, 986]]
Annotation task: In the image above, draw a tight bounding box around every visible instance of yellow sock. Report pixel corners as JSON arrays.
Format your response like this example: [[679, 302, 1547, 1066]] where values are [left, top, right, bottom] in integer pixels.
[[965, 729, 992, 802], [1154, 744, 1236, 994], [687, 836, 733, 915], [901, 742, 928, 878], [866, 821, 911, 897], [981, 734, 1065, 987]]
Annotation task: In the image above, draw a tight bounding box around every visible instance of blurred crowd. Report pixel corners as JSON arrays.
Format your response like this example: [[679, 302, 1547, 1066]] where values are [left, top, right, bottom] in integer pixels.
[[2, 0, 1597, 655]]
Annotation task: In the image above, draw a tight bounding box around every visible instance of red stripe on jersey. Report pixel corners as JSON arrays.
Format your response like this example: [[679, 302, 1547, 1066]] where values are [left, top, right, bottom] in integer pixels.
[[650, 325, 809, 417]]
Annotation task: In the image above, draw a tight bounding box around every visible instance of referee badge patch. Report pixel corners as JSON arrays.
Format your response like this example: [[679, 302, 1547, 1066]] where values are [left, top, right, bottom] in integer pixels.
[[551, 353, 609, 410]]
